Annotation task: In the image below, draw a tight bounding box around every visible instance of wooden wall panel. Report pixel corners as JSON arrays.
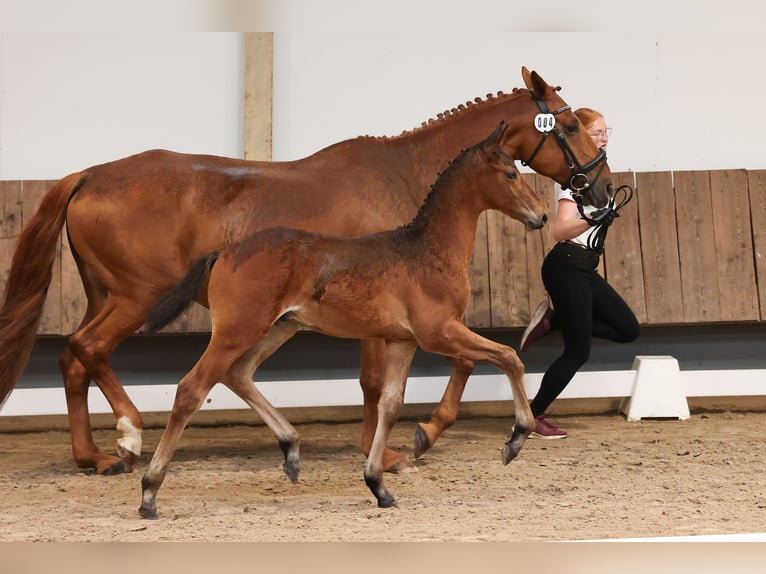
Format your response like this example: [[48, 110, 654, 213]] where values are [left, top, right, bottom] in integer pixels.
[[603, 172, 647, 323], [487, 207, 529, 328], [0, 181, 24, 296], [747, 170, 766, 320], [674, 171, 720, 322], [635, 171, 684, 324], [709, 169, 759, 321], [523, 174, 556, 320], [464, 212, 491, 328]]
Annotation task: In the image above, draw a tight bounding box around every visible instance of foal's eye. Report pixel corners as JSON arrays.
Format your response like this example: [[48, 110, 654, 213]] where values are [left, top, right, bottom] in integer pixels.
[[506, 172, 517, 181]]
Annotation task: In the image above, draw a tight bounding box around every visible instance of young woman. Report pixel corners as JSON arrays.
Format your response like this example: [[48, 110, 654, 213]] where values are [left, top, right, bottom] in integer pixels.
[[519, 108, 640, 439]]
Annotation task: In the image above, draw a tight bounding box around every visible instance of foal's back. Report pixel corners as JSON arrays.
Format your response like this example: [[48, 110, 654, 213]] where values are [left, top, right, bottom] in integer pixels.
[[208, 222, 463, 343]]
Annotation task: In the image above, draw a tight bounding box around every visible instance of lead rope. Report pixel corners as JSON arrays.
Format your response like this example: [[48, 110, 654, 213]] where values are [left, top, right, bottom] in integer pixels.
[[581, 184, 634, 254]]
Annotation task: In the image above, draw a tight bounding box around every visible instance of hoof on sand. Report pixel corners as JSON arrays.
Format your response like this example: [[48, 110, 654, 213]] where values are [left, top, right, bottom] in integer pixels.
[[413, 425, 432, 459]]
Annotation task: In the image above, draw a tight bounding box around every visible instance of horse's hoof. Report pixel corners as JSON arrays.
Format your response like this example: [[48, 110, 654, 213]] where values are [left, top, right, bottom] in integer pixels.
[[413, 425, 432, 459], [377, 494, 398, 508], [116, 444, 140, 473], [283, 460, 300, 484], [138, 505, 158, 520], [99, 459, 128, 476], [386, 457, 418, 474]]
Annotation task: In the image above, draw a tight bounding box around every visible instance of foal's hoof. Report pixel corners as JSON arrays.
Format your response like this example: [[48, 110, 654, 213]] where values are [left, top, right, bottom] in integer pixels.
[[378, 495, 398, 509], [501, 442, 520, 465], [138, 505, 158, 520], [413, 425, 432, 459], [283, 460, 300, 484]]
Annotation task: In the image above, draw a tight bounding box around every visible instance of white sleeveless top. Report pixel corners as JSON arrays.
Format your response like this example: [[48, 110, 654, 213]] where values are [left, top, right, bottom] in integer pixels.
[[554, 183, 599, 249]]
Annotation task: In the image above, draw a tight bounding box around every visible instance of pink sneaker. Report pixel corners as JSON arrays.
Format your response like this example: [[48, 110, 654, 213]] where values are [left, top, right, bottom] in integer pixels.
[[520, 300, 553, 352], [529, 415, 568, 439]]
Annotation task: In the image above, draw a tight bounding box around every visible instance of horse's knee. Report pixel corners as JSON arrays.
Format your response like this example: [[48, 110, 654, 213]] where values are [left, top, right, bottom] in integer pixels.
[[448, 356, 475, 377]]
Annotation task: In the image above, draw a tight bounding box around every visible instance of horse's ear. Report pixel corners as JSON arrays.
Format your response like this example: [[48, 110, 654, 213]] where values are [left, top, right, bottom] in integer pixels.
[[522, 67, 550, 97], [521, 66, 533, 89]]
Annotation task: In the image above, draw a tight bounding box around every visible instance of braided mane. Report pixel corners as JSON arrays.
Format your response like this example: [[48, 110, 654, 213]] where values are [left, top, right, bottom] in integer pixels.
[[359, 87, 529, 142]]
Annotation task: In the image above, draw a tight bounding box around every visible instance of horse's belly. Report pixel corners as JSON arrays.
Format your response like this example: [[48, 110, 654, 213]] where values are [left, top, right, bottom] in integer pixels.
[[290, 304, 413, 341]]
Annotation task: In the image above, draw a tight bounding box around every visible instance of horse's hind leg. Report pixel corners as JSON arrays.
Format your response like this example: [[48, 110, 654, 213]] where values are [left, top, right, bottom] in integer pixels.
[[221, 320, 302, 484], [140, 339, 242, 519], [59, 346, 122, 474], [66, 296, 149, 474], [364, 340, 418, 508], [360, 339, 417, 473], [413, 356, 474, 458]]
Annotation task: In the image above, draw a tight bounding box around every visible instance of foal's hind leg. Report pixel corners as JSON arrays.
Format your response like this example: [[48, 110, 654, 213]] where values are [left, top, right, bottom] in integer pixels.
[[364, 340, 418, 508], [221, 321, 302, 484], [140, 340, 242, 519], [360, 339, 417, 473], [413, 356, 474, 458]]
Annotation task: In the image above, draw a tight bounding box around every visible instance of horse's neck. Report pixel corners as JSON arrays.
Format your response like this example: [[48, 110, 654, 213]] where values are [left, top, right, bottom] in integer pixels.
[[359, 90, 529, 203]]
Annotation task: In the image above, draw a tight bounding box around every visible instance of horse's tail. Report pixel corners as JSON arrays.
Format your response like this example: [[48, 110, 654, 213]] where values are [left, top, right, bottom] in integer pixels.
[[143, 251, 221, 335], [0, 172, 88, 408]]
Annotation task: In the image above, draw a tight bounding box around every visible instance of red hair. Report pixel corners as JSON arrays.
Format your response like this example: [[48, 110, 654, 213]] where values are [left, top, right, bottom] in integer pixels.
[[574, 107, 603, 129]]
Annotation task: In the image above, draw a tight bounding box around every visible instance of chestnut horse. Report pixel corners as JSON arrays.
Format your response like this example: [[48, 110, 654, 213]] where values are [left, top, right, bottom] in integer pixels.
[[138, 122, 546, 516], [0, 67, 612, 477]]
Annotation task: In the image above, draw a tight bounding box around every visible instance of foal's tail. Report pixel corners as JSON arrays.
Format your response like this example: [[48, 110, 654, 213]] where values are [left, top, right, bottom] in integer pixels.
[[143, 251, 220, 335], [0, 172, 88, 408]]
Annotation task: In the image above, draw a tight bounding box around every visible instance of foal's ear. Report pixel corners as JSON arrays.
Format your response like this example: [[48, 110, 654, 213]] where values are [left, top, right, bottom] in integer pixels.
[[483, 123, 513, 168], [486, 120, 508, 146]]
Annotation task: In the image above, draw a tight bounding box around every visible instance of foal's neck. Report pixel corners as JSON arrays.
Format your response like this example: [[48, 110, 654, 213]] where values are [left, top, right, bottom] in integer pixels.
[[404, 158, 488, 262]]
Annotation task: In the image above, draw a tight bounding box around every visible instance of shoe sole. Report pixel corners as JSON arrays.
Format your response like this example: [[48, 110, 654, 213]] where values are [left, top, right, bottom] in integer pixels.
[[529, 432, 567, 440], [520, 300, 550, 352]]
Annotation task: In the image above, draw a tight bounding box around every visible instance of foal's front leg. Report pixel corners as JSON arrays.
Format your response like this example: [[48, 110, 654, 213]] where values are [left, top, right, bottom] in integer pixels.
[[364, 340, 418, 508], [418, 320, 534, 464]]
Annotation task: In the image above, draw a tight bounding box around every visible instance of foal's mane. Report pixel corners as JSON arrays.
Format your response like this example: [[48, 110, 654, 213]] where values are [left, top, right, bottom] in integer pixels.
[[399, 138, 485, 233], [360, 88, 528, 142]]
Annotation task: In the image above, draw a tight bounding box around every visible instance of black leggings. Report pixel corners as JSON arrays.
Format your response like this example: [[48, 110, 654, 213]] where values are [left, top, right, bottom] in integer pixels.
[[530, 242, 640, 417]]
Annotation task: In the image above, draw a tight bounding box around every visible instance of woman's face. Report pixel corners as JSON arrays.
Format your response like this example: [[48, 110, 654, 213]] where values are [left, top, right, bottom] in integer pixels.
[[587, 116, 610, 150]]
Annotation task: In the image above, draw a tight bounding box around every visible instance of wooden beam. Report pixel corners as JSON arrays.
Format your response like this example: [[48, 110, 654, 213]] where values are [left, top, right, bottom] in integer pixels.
[[244, 32, 274, 161]]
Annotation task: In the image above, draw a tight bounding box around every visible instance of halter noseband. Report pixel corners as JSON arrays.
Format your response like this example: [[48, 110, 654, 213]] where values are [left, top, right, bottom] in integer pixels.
[[521, 91, 609, 201]]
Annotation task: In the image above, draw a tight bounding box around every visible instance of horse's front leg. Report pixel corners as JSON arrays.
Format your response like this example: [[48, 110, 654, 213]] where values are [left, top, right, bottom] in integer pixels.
[[360, 339, 417, 473], [364, 340, 417, 508], [413, 356, 474, 458]]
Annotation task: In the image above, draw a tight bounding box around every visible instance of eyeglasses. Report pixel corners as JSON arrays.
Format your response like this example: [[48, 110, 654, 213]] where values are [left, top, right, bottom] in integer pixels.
[[588, 128, 612, 139]]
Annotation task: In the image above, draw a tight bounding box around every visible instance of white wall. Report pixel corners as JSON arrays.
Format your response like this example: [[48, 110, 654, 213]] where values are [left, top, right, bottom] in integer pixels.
[[2, 29, 765, 180], [271, 31, 766, 174], [0, 33, 244, 180]]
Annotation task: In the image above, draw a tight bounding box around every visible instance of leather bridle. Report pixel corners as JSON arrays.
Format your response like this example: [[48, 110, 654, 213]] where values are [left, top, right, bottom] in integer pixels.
[[521, 90, 609, 204]]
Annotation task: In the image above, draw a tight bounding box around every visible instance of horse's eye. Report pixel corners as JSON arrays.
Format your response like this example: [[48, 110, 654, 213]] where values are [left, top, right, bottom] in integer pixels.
[[565, 123, 578, 135], [506, 172, 517, 181]]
